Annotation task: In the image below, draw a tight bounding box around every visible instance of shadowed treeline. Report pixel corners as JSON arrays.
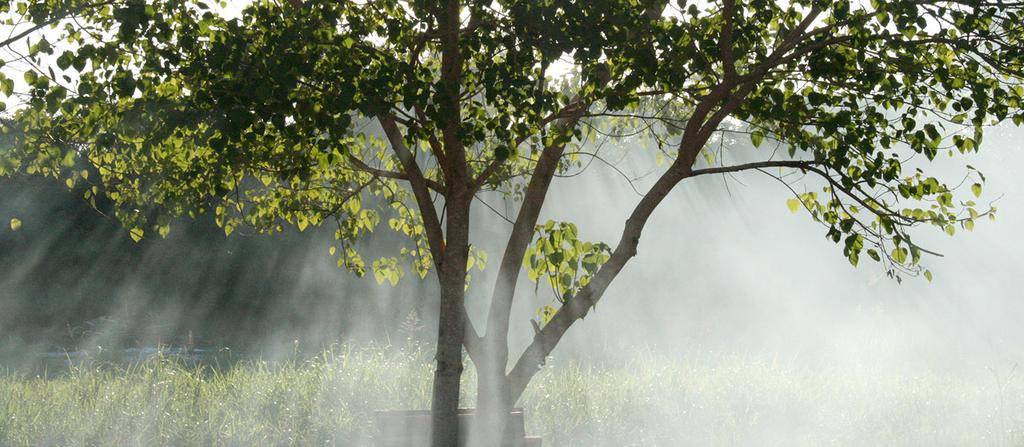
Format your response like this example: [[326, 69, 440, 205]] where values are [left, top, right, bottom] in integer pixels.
[[0, 175, 437, 361]]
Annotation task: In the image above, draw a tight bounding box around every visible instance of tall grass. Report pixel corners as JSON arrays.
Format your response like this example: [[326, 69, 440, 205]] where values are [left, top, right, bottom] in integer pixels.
[[1, 344, 1022, 446]]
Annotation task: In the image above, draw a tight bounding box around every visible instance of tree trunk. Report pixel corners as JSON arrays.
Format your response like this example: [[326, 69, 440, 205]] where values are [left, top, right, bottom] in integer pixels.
[[431, 194, 472, 447], [430, 276, 465, 446], [471, 360, 513, 446]]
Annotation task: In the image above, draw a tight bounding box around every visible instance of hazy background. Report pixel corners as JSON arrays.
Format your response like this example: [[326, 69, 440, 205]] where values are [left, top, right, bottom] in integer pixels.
[[1, 0, 1020, 379], [1, 123, 1021, 379], [1, 4, 1022, 446]]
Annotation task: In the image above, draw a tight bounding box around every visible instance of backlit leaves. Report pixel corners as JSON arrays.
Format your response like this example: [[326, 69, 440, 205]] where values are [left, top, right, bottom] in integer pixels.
[[535, 305, 557, 327], [786, 198, 800, 214], [0, 0, 1020, 290], [524, 221, 611, 302], [750, 130, 765, 148]]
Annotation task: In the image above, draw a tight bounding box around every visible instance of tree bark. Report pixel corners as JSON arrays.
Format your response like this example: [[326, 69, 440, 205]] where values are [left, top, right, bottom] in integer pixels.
[[379, 111, 467, 445], [506, 161, 690, 402], [472, 136, 569, 446], [431, 271, 466, 447], [498, 2, 827, 401], [470, 359, 513, 446], [431, 195, 471, 447], [469, 8, 669, 438], [431, 286, 465, 447], [432, 1, 469, 444]]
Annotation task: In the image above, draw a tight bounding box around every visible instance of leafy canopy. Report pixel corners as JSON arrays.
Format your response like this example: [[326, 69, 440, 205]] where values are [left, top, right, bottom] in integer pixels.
[[1, 0, 1022, 288]]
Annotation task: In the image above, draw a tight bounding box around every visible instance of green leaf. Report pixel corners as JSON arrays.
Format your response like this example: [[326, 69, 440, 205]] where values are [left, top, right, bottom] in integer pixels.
[[750, 130, 765, 148], [536, 305, 557, 326], [1, 0, 1018, 312], [56, 52, 72, 70], [891, 247, 908, 264], [494, 145, 511, 161], [786, 198, 800, 213], [924, 270, 933, 282]]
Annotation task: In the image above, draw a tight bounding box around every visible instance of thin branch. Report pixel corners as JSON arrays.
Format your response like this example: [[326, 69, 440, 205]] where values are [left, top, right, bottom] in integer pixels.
[[688, 159, 823, 177], [0, 1, 117, 49], [347, 153, 445, 193]]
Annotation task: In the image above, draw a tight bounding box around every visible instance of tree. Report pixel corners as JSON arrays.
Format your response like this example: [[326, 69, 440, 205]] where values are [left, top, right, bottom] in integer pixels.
[[2, 0, 1023, 445]]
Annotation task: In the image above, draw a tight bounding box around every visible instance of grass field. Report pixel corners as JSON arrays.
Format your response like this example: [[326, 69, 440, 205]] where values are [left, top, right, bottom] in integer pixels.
[[1, 343, 1022, 446]]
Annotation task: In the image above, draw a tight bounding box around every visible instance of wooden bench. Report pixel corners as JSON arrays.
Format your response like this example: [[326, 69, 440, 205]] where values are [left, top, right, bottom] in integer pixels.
[[374, 408, 541, 446]]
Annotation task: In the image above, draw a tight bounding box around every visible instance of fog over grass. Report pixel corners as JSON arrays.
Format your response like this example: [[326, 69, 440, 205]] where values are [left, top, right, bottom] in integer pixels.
[[3, 344, 1022, 446], [0, 2, 1022, 444], [0, 125, 1022, 445]]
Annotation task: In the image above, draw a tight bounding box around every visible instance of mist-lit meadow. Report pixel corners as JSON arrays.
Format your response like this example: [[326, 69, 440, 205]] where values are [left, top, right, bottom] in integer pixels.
[[2, 343, 1022, 447], [3, 127, 1024, 445], [5, 1, 1024, 445]]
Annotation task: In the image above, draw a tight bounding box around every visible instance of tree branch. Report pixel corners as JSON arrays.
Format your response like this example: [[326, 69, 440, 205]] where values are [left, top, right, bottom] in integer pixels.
[[414, 105, 451, 182], [462, 305, 484, 361], [470, 99, 590, 191], [720, 0, 737, 82], [438, 0, 469, 191], [347, 153, 445, 193], [378, 114, 447, 266], [478, 65, 613, 377], [689, 159, 822, 177], [507, 4, 832, 401], [0, 1, 117, 49], [507, 160, 691, 401]]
